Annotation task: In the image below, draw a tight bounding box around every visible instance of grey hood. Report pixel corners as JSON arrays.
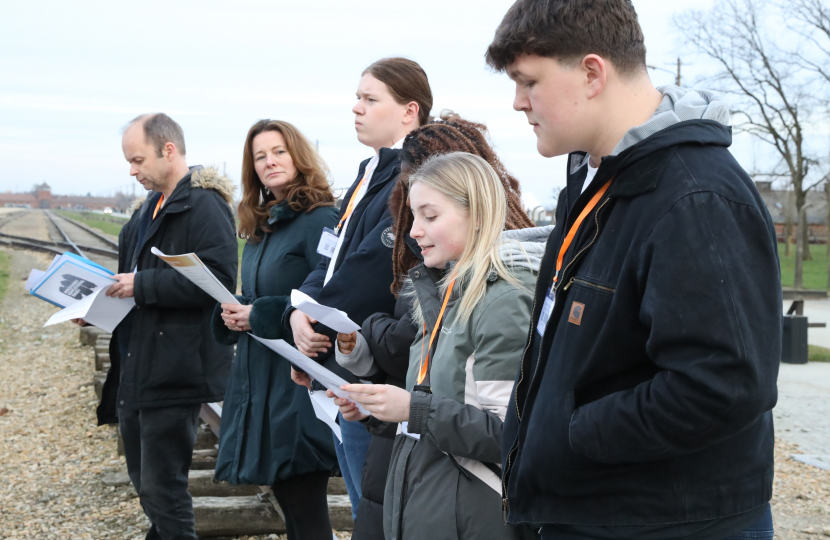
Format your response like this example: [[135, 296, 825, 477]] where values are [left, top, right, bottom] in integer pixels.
[[612, 86, 730, 156], [498, 225, 554, 273]]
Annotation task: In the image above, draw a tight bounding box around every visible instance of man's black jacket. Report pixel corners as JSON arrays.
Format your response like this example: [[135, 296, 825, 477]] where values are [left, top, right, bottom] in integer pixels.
[[502, 120, 781, 526], [97, 167, 238, 424], [282, 148, 401, 382]]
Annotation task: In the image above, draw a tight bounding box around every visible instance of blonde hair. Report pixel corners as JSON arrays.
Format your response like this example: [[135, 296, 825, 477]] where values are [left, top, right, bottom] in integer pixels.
[[408, 152, 522, 324]]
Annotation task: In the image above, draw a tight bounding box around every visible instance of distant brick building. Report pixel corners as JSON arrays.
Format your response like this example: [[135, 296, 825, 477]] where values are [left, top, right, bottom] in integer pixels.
[[0, 183, 124, 212], [755, 181, 828, 244]]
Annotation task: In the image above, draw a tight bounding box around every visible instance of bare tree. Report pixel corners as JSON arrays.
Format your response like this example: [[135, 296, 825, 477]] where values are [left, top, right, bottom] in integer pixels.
[[676, 0, 825, 280], [789, 0, 830, 90]]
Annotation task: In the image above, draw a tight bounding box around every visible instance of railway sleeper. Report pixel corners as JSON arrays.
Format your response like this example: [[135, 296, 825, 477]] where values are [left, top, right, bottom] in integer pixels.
[[81, 324, 356, 535]]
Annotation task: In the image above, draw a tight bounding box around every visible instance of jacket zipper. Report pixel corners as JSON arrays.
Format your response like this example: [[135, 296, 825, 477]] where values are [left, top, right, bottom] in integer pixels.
[[503, 266, 540, 520], [562, 277, 616, 294], [502, 196, 611, 522]]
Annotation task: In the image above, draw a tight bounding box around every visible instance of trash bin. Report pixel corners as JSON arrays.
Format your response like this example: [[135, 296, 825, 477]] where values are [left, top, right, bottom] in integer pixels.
[[782, 315, 808, 364]]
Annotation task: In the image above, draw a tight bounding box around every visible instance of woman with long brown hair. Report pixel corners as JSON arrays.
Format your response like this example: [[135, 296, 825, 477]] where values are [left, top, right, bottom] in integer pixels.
[[211, 119, 338, 540]]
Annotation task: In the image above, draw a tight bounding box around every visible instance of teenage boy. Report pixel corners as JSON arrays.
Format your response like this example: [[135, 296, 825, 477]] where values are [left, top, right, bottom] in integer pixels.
[[486, 2, 781, 540]]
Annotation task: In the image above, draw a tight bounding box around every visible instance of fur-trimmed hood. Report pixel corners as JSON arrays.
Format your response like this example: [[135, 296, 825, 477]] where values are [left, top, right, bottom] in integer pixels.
[[130, 165, 236, 212]]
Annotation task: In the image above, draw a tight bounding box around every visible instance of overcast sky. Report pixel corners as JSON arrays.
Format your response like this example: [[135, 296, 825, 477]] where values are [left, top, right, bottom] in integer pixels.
[[2, 0, 735, 207]]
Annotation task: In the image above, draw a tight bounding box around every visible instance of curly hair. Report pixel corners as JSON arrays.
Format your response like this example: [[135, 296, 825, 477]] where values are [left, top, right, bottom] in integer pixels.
[[389, 111, 535, 295]]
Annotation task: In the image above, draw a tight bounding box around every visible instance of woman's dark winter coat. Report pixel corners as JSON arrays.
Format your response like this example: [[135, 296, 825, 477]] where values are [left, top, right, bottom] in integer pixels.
[[211, 202, 339, 484], [97, 166, 238, 424]]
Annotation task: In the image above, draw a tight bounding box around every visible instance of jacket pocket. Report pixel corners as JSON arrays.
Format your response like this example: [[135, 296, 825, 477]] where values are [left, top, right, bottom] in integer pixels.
[[564, 276, 616, 296], [151, 323, 205, 389]]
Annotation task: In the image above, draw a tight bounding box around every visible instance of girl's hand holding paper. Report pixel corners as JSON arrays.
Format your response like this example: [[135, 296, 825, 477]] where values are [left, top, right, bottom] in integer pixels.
[[340, 383, 411, 423]]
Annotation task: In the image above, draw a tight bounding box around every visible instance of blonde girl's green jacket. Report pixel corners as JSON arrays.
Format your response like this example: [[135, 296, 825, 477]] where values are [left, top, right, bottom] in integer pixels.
[[378, 226, 552, 540]]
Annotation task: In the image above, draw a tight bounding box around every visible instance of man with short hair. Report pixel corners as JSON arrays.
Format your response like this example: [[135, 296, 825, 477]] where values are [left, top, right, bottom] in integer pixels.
[[487, 1, 780, 539], [96, 113, 238, 540]]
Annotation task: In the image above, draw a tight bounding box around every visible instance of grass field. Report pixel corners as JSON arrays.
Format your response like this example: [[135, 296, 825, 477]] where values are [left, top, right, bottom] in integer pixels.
[[55, 210, 127, 237], [808, 344, 830, 362], [778, 242, 830, 290], [0, 251, 9, 302]]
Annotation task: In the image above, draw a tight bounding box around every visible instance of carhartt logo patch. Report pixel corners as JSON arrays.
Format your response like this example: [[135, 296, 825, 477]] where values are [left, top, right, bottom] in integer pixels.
[[568, 302, 585, 325]]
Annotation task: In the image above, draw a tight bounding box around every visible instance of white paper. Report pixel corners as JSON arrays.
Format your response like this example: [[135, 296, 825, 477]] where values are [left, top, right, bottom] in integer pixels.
[[290, 290, 360, 334], [151, 247, 239, 305], [308, 390, 342, 442], [44, 284, 135, 333], [248, 334, 370, 415], [29, 255, 116, 309], [25, 269, 45, 292]]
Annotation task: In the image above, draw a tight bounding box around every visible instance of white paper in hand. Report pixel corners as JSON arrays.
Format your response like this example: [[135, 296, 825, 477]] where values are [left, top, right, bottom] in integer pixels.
[[25, 269, 45, 292], [308, 390, 342, 442], [247, 335, 370, 415], [44, 284, 135, 333], [290, 290, 360, 334], [151, 247, 239, 305]]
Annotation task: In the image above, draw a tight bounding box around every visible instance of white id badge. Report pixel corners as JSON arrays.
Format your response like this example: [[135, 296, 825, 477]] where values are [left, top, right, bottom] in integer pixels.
[[317, 227, 338, 258], [537, 288, 555, 336]]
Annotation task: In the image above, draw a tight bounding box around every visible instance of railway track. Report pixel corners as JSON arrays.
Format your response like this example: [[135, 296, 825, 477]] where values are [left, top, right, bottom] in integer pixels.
[[83, 327, 353, 537], [0, 209, 118, 272], [0, 209, 353, 536]]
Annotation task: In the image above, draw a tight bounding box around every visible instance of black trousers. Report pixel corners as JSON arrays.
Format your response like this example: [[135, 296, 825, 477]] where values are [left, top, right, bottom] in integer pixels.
[[119, 405, 200, 540], [271, 470, 333, 540]]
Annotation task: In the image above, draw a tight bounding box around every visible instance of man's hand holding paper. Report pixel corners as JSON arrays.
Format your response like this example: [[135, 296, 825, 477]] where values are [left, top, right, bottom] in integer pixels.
[[106, 273, 135, 299]]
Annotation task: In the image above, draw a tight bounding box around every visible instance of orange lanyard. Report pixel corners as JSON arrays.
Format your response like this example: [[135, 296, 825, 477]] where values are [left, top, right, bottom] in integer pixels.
[[152, 194, 165, 220], [553, 179, 613, 286], [417, 278, 457, 385], [335, 165, 375, 234]]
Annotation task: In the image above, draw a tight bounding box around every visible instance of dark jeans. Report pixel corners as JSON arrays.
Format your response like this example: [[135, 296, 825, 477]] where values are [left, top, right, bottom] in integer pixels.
[[119, 405, 201, 540], [271, 470, 333, 540], [333, 411, 372, 520], [723, 504, 774, 540]]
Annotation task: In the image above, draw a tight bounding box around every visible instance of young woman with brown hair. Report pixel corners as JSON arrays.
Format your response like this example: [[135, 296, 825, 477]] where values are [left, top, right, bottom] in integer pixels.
[[284, 57, 433, 529], [211, 119, 338, 540]]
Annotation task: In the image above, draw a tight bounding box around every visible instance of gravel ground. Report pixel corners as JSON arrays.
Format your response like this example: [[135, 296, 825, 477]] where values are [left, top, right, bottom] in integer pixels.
[[0, 245, 826, 539], [0, 211, 50, 241]]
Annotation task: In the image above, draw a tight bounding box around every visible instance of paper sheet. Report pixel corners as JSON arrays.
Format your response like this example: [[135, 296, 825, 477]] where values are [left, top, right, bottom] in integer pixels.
[[308, 390, 342, 442], [290, 290, 360, 334], [44, 284, 135, 333], [25, 269, 45, 292], [29, 255, 116, 309], [247, 334, 370, 415], [151, 247, 239, 305]]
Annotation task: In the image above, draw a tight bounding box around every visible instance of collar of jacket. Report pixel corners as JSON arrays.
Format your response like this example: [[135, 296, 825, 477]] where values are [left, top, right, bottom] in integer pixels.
[[570, 119, 732, 199], [134, 166, 199, 223], [267, 200, 298, 225], [357, 147, 402, 188]]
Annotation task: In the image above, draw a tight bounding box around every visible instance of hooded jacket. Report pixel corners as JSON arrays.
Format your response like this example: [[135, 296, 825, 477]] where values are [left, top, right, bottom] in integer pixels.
[[97, 166, 238, 423], [502, 88, 781, 528], [382, 227, 551, 540]]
